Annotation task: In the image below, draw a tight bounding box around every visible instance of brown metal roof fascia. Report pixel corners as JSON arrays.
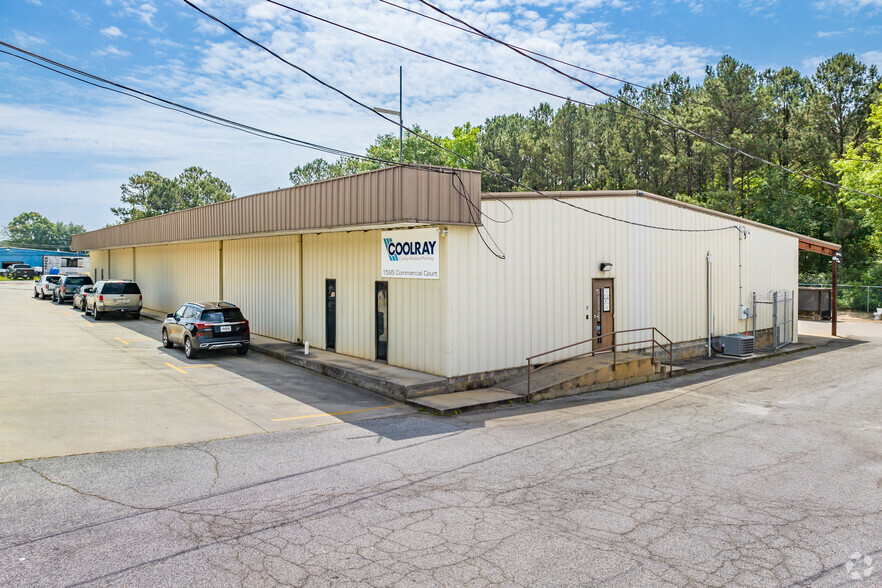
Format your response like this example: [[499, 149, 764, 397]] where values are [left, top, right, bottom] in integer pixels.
[[71, 166, 482, 250], [483, 190, 841, 251]]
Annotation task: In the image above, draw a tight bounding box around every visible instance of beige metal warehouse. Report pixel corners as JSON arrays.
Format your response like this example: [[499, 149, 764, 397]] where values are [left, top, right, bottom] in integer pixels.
[[72, 165, 839, 383]]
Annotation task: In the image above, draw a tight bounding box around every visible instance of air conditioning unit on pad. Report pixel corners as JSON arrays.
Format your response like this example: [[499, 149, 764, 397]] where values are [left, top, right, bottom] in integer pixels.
[[720, 334, 754, 357]]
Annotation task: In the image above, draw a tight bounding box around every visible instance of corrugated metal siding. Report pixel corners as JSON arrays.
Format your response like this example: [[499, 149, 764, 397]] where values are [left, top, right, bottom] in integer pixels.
[[71, 167, 482, 250], [222, 236, 301, 342], [109, 248, 134, 280], [443, 195, 799, 377], [135, 242, 220, 313], [90, 250, 108, 282], [301, 230, 445, 376]]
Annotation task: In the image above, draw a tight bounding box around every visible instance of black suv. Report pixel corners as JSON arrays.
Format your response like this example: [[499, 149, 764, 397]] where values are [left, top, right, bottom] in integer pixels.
[[162, 302, 250, 359], [53, 274, 94, 304]]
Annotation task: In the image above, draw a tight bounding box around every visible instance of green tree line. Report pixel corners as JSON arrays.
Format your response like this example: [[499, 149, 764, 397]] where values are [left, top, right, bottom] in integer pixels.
[[290, 53, 882, 284], [2, 212, 85, 251]]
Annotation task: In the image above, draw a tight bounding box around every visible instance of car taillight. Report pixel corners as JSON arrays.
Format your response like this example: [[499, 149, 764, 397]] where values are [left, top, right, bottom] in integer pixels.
[[99, 295, 103, 301], [194, 322, 207, 337], [62, 286, 66, 293], [245, 320, 250, 333], [139, 295, 143, 302]]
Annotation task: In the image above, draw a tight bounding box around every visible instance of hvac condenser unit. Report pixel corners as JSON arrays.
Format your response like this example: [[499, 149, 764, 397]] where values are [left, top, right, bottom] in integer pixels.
[[719, 334, 755, 357]]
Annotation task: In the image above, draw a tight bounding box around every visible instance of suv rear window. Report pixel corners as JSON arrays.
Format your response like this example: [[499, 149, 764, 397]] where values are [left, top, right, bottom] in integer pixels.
[[64, 277, 92, 287], [200, 308, 246, 323], [101, 282, 141, 294], [46, 276, 61, 283]]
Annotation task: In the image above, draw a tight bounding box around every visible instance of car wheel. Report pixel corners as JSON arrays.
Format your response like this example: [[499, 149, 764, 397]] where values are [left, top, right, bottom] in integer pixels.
[[34, 289, 39, 298], [40, 291, 47, 300], [236, 345, 249, 356], [162, 329, 174, 349], [184, 337, 198, 359], [131, 312, 140, 320], [94, 309, 102, 320], [52, 293, 59, 305]]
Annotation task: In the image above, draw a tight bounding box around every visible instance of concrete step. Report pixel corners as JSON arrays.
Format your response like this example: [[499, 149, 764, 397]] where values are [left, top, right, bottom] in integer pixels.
[[250, 340, 449, 401], [408, 388, 524, 414]]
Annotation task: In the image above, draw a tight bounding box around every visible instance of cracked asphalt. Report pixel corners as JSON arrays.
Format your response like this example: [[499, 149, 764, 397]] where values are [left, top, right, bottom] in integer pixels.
[[2, 298, 882, 586]]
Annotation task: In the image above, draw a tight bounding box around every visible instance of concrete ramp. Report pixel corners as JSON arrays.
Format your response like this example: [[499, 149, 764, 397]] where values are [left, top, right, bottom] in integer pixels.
[[496, 352, 657, 400], [410, 351, 663, 413]]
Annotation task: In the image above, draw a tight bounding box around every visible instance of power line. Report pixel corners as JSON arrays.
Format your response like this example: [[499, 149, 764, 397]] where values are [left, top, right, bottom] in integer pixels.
[[262, 0, 649, 124], [184, 1, 739, 233], [376, 0, 705, 107], [0, 42, 507, 253], [416, 0, 882, 202], [0, 42, 446, 170]]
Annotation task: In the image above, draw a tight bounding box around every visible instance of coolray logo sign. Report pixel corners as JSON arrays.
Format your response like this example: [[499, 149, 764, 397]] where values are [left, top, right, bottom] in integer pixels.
[[381, 228, 440, 280], [383, 238, 399, 261]]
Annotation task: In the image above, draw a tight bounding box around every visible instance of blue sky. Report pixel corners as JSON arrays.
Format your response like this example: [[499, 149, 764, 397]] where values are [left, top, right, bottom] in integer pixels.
[[2, 0, 881, 231]]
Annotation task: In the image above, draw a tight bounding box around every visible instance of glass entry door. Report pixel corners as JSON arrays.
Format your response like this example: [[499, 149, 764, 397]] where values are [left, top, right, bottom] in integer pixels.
[[592, 278, 614, 351], [375, 281, 388, 362], [325, 279, 336, 351]]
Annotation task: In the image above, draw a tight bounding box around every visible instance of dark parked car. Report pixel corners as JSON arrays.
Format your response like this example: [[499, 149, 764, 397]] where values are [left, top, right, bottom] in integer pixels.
[[72, 285, 94, 311], [85, 280, 142, 320], [162, 302, 250, 359], [6, 264, 37, 279], [53, 274, 94, 304]]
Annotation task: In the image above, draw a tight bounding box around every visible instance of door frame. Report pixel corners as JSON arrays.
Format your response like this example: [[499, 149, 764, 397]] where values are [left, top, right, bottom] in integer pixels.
[[592, 278, 614, 351], [375, 281, 388, 362], [325, 279, 336, 351]]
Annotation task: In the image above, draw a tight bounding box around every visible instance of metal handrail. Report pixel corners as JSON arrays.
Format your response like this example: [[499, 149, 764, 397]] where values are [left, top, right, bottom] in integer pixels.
[[525, 327, 674, 400]]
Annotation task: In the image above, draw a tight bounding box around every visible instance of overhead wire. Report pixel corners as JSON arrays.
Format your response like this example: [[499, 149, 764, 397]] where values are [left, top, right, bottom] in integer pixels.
[[0, 41, 501, 253], [0, 42, 463, 173], [262, 0, 649, 124], [377, 0, 708, 107], [184, 1, 740, 233], [452, 170, 505, 259], [415, 0, 882, 202]]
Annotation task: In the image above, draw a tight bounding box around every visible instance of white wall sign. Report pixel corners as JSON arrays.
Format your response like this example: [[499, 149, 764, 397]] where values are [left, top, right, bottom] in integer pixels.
[[381, 228, 440, 280]]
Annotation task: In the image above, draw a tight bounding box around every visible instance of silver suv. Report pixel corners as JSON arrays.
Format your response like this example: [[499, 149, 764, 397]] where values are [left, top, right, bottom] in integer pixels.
[[34, 275, 62, 299], [85, 280, 142, 320]]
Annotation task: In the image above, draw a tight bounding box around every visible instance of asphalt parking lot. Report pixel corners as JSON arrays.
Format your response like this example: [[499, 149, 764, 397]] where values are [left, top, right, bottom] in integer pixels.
[[0, 281, 411, 462]]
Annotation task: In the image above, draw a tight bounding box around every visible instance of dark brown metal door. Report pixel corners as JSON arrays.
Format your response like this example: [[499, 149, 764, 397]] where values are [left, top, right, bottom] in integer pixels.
[[592, 278, 614, 350], [375, 281, 388, 362]]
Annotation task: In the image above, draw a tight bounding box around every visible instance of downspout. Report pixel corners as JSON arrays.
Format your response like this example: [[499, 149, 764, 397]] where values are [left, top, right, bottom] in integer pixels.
[[707, 251, 712, 357], [218, 240, 224, 301], [738, 225, 744, 310], [298, 234, 304, 344]]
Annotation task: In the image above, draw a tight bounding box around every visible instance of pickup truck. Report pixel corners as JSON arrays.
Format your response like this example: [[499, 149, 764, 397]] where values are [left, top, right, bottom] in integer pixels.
[[5, 264, 37, 280]]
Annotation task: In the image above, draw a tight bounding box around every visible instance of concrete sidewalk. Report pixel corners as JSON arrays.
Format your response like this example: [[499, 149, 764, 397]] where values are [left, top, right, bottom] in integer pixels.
[[141, 308, 841, 414], [141, 309, 448, 401]]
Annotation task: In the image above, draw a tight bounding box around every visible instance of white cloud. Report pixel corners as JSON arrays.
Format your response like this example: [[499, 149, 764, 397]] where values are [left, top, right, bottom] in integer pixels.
[[94, 45, 131, 57], [101, 26, 126, 38], [816, 29, 848, 38], [70, 9, 92, 26], [110, 0, 161, 29], [3, 0, 720, 230], [863, 50, 882, 67], [813, 0, 882, 12], [11, 31, 46, 47], [801, 55, 826, 73]]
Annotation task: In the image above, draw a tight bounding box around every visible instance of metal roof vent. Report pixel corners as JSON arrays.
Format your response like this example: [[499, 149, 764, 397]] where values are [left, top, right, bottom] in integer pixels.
[[719, 334, 755, 357]]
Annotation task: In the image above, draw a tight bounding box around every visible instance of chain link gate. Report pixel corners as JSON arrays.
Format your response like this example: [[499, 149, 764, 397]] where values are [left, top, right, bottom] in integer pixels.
[[752, 291, 794, 350]]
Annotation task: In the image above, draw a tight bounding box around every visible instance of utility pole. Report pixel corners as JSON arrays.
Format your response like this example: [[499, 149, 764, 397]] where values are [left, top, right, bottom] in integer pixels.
[[399, 65, 403, 164], [373, 66, 403, 165]]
